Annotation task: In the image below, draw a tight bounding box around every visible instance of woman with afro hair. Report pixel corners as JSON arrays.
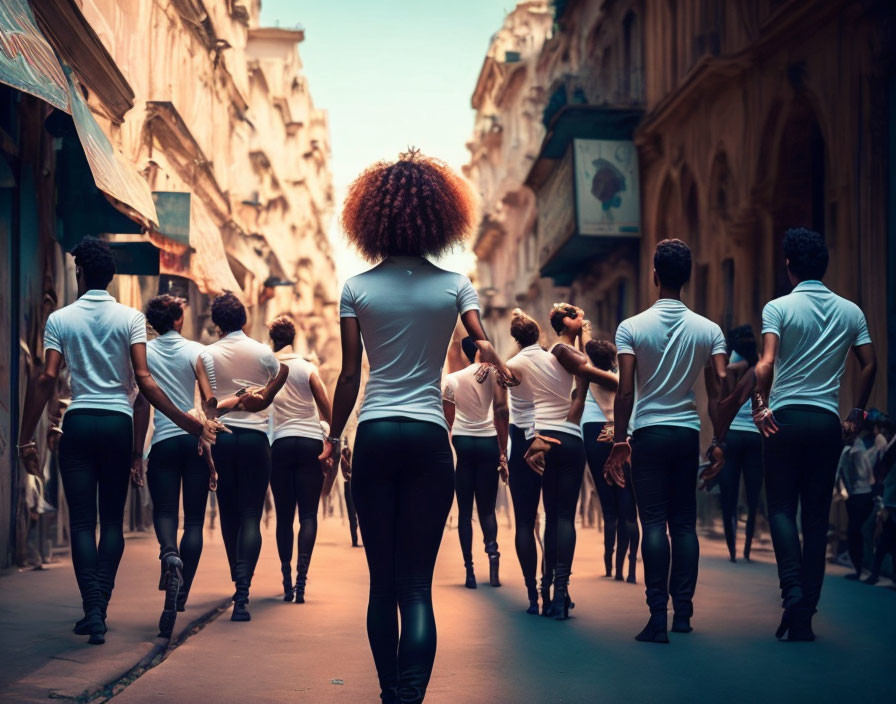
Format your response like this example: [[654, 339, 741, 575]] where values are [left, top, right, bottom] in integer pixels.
[[321, 150, 516, 704]]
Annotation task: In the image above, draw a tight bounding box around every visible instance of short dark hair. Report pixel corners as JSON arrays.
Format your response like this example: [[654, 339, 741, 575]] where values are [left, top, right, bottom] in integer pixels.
[[585, 340, 616, 371], [145, 294, 184, 335], [654, 238, 691, 289], [549, 305, 578, 335], [461, 336, 479, 364], [210, 291, 246, 334], [71, 236, 115, 290], [783, 227, 828, 281], [510, 310, 540, 348], [268, 316, 296, 351], [727, 324, 758, 366]]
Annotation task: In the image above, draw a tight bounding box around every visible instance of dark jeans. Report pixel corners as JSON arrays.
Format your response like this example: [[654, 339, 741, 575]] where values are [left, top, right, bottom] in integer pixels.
[[352, 418, 454, 704], [583, 422, 639, 575], [212, 427, 271, 598], [539, 430, 586, 588], [763, 405, 842, 611], [270, 436, 324, 572], [845, 493, 874, 574], [58, 409, 133, 612], [508, 425, 539, 591], [718, 430, 764, 560], [147, 435, 210, 595], [630, 425, 699, 616], [452, 434, 500, 564]]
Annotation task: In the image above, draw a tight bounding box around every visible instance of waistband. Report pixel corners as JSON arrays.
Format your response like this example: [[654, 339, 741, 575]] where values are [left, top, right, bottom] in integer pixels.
[[64, 408, 131, 421]]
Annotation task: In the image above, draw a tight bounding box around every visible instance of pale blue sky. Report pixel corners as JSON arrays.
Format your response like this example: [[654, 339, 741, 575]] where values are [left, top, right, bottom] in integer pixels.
[[259, 0, 514, 280]]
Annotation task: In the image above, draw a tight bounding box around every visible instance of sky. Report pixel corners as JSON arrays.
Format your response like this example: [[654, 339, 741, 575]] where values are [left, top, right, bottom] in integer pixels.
[[259, 0, 515, 283]]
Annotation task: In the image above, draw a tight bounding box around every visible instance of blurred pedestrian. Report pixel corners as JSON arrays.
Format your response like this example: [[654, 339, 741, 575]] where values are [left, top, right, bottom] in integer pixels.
[[340, 439, 360, 548], [837, 416, 878, 579]]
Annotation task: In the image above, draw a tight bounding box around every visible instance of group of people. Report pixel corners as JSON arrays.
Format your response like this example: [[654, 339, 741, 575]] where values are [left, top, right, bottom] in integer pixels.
[[16, 149, 884, 704]]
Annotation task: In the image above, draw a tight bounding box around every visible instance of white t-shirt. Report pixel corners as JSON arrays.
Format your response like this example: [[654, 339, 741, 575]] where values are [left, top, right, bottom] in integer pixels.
[[616, 299, 726, 432], [580, 377, 616, 427], [443, 364, 497, 437], [525, 343, 580, 439], [271, 353, 325, 442], [146, 331, 215, 446], [762, 281, 871, 416], [339, 256, 480, 432], [506, 345, 540, 436], [204, 330, 281, 434], [43, 289, 146, 417]]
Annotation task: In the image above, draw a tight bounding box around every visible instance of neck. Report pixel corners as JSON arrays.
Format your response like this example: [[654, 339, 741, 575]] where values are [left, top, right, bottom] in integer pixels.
[[558, 332, 578, 346], [658, 286, 681, 301]]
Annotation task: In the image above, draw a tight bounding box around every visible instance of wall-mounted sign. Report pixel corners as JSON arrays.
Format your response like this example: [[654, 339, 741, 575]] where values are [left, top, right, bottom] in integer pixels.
[[574, 139, 640, 237]]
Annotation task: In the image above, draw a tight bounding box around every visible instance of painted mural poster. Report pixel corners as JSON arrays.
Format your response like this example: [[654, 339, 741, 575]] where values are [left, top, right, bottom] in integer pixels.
[[573, 138, 640, 237]]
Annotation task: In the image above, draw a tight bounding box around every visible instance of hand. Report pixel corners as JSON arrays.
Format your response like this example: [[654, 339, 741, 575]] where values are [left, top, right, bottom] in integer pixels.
[[474, 343, 519, 388], [319, 439, 337, 464], [47, 426, 62, 452], [130, 456, 145, 487], [202, 418, 230, 444], [19, 445, 41, 477], [474, 363, 492, 384], [603, 441, 631, 487], [701, 444, 725, 482], [497, 452, 509, 484], [237, 388, 267, 413], [340, 457, 352, 482], [752, 407, 779, 437], [581, 317, 592, 338], [596, 423, 614, 444], [197, 437, 217, 491], [202, 397, 219, 420], [524, 435, 560, 475]]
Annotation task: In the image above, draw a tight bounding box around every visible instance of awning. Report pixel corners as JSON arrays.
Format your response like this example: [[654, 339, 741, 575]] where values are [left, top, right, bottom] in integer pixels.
[[149, 191, 191, 253]]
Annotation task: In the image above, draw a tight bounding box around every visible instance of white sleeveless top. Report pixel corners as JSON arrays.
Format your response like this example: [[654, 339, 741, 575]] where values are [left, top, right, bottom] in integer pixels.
[[443, 364, 497, 437], [271, 353, 325, 442], [521, 343, 580, 439], [506, 345, 540, 437]]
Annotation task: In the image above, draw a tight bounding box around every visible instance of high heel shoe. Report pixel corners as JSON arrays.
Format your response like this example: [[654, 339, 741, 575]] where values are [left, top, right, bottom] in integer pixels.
[[487, 546, 501, 588], [525, 584, 539, 615], [786, 606, 816, 642], [549, 567, 572, 620], [627, 555, 637, 584], [635, 612, 669, 643], [603, 550, 613, 578], [281, 563, 295, 602], [295, 553, 311, 604], [158, 553, 184, 638], [464, 562, 477, 589]]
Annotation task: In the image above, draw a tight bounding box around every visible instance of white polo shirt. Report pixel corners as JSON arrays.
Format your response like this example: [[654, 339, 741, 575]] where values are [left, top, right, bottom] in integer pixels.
[[443, 364, 497, 438], [271, 353, 325, 442], [340, 256, 480, 432], [616, 299, 726, 432], [526, 343, 580, 439], [146, 331, 215, 446], [43, 289, 145, 417], [506, 345, 540, 436], [763, 280, 871, 416], [204, 330, 281, 434]]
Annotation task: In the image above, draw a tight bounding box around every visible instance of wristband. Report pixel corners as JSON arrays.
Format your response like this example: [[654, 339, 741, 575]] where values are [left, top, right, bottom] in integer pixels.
[[325, 435, 340, 445]]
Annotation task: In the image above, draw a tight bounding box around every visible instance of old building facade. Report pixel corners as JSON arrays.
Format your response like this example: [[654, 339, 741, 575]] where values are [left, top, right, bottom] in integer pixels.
[[0, 0, 336, 566]]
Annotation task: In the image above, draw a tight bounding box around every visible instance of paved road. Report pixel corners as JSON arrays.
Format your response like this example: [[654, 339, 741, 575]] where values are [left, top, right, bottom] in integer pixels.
[[106, 515, 894, 704]]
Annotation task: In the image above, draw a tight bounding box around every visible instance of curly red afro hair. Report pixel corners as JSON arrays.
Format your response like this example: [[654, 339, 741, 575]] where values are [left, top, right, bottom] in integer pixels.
[[341, 150, 476, 261]]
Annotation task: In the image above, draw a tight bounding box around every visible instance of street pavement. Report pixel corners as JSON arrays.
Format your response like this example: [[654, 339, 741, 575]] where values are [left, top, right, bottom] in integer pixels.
[[2, 506, 894, 704]]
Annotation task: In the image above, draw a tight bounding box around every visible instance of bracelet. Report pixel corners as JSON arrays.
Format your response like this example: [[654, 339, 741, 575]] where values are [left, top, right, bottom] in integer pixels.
[[325, 435, 340, 445], [17, 441, 37, 451], [710, 436, 726, 450]]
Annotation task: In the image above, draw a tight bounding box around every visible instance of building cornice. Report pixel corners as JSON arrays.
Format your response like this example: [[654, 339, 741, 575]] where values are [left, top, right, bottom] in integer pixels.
[[248, 27, 305, 44]]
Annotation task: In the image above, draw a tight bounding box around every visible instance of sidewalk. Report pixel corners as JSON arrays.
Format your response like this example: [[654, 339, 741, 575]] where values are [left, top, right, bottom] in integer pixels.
[[0, 518, 240, 703]]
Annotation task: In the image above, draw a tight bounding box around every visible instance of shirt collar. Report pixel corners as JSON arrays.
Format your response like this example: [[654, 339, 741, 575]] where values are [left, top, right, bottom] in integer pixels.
[[520, 344, 543, 354], [159, 330, 181, 339], [223, 330, 247, 340], [652, 298, 688, 310], [80, 289, 115, 302], [792, 280, 828, 293]]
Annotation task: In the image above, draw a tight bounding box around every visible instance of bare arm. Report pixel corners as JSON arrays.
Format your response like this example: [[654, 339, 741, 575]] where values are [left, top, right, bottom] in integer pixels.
[[493, 382, 509, 455], [238, 363, 289, 412], [851, 344, 877, 411], [705, 353, 729, 440], [612, 353, 636, 443], [309, 372, 333, 427], [329, 317, 363, 442], [460, 309, 516, 384], [754, 333, 779, 406], [443, 399, 455, 430], [131, 343, 204, 437], [552, 344, 618, 391], [19, 349, 63, 446], [133, 393, 150, 456]]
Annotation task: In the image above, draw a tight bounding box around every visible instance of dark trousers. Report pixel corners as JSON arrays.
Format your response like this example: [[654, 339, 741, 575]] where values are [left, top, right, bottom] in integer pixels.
[[452, 434, 500, 564], [583, 422, 639, 575], [540, 430, 586, 588], [270, 436, 324, 571], [508, 425, 539, 591], [718, 430, 764, 560], [845, 493, 874, 574], [352, 418, 455, 704], [763, 405, 841, 611], [58, 409, 133, 612], [630, 425, 699, 616], [212, 427, 271, 597], [147, 435, 210, 595]]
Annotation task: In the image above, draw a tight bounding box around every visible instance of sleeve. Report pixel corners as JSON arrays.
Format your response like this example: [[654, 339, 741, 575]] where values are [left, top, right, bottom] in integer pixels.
[[615, 320, 635, 356], [261, 349, 281, 379], [43, 313, 63, 355], [129, 311, 148, 346], [442, 375, 457, 404], [198, 349, 217, 393], [339, 281, 357, 318], [456, 275, 480, 315], [710, 324, 727, 356], [853, 308, 872, 347], [761, 301, 782, 338]]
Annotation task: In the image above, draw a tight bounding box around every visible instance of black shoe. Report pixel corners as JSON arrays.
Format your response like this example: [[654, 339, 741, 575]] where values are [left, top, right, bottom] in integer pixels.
[[844, 572, 861, 581], [525, 584, 539, 615], [281, 563, 295, 602], [82, 607, 106, 645], [488, 552, 501, 588], [864, 574, 880, 585], [295, 554, 310, 604], [671, 613, 693, 633], [548, 591, 571, 621], [603, 551, 613, 578], [786, 606, 816, 642], [464, 563, 477, 589], [176, 587, 188, 613], [231, 600, 251, 622], [158, 554, 183, 639], [627, 557, 637, 584], [775, 608, 793, 640], [635, 612, 669, 643]]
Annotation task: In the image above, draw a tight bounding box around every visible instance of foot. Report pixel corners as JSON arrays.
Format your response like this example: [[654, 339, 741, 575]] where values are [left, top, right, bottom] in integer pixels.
[[626, 573, 637, 584], [614, 572, 624, 582], [176, 588, 188, 613], [671, 613, 693, 633], [488, 555, 501, 588], [540, 588, 552, 616], [526, 600, 539, 615], [158, 554, 183, 639], [294, 585, 305, 604], [231, 601, 251, 622], [464, 564, 477, 589], [635, 613, 669, 643], [787, 608, 816, 642], [864, 574, 880, 585], [775, 609, 792, 640]]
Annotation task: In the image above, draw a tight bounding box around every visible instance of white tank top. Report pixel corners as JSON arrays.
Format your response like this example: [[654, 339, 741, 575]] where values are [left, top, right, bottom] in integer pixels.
[[518, 343, 581, 439], [506, 345, 540, 437], [271, 354, 324, 442], [442, 364, 496, 437]]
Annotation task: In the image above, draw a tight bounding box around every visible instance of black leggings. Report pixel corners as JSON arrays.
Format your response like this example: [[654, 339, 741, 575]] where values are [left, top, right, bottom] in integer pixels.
[[539, 430, 586, 589], [718, 430, 764, 560], [58, 409, 132, 611], [352, 418, 454, 704], [508, 425, 539, 592], [763, 405, 841, 612], [630, 425, 699, 616], [212, 427, 272, 597], [147, 435, 210, 595], [452, 434, 500, 564], [583, 422, 639, 575], [270, 436, 324, 571]]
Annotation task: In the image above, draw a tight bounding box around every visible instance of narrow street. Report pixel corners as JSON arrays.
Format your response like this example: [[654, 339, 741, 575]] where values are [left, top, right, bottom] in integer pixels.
[[9, 511, 886, 704]]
